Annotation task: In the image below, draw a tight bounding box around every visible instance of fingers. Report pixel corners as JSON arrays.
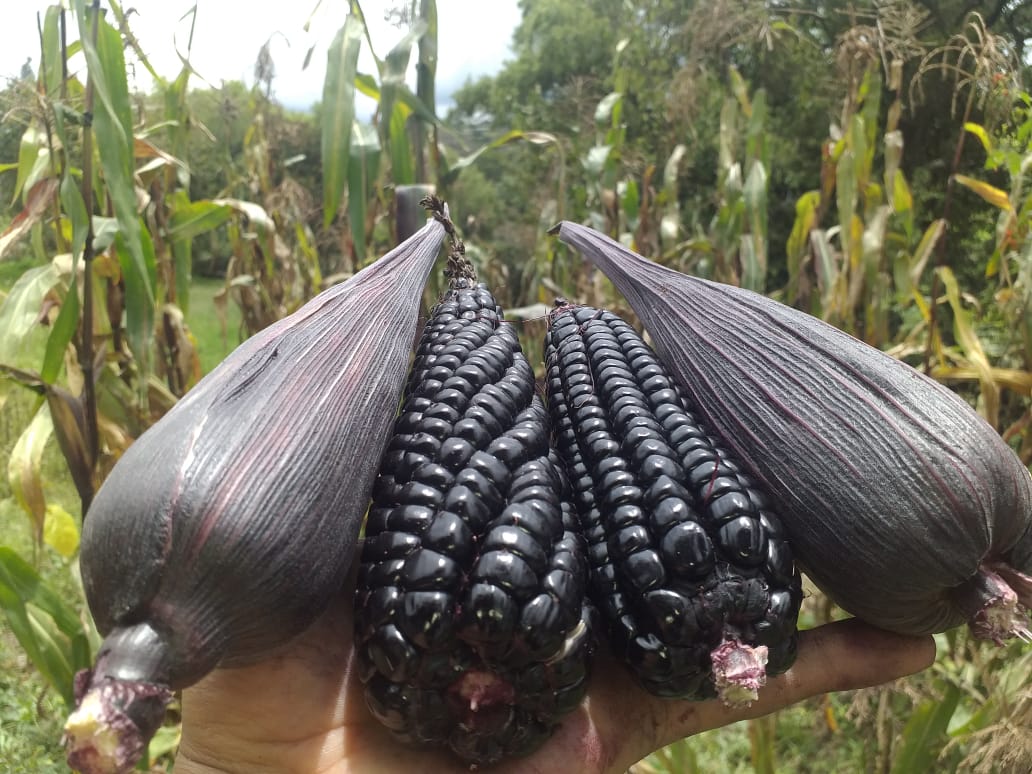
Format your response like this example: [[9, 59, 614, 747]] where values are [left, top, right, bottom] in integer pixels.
[[603, 619, 936, 769], [763, 618, 937, 702], [175, 609, 936, 774]]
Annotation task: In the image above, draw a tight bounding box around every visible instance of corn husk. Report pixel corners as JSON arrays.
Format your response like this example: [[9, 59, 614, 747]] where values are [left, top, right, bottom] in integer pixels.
[[554, 220, 1032, 640], [64, 213, 447, 774]]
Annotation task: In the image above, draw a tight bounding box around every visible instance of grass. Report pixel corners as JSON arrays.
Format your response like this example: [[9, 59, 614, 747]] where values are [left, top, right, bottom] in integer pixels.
[[0, 500, 74, 774], [0, 255, 38, 294], [186, 276, 243, 375]]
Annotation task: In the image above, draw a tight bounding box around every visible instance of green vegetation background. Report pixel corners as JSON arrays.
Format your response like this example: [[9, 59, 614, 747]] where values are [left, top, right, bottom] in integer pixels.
[[2, 0, 1032, 772]]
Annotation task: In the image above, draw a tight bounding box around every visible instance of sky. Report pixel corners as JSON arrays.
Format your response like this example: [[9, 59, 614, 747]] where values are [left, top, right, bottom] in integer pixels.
[[0, 1, 521, 112]]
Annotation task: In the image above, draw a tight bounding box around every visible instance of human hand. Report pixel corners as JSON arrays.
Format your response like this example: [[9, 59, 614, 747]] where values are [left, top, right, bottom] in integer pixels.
[[174, 589, 935, 774]]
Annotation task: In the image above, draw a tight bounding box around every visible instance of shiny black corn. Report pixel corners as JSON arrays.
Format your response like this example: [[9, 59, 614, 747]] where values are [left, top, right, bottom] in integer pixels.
[[355, 265, 594, 766], [544, 302, 802, 704]]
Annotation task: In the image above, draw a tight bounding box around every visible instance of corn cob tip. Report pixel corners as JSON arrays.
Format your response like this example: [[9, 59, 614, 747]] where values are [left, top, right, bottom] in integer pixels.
[[710, 639, 769, 707], [954, 565, 1032, 645], [63, 619, 182, 771], [63, 671, 171, 774]]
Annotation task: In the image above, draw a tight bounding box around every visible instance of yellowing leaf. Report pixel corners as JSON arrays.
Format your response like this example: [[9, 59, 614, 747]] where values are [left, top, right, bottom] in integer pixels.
[[953, 174, 1012, 211], [8, 404, 54, 544], [43, 504, 80, 558], [963, 122, 992, 154], [910, 219, 945, 285], [932, 366, 1032, 396], [892, 169, 913, 213], [0, 177, 60, 261], [937, 266, 998, 426]]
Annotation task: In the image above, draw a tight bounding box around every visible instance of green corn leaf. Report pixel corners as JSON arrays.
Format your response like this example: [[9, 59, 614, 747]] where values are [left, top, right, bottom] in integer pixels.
[[92, 216, 120, 252], [40, 274, 81, 387], [850, 114, 870, 193], [393, 82, 438, 125], [167, 193, 233, 312], [11, 126, 47, 206], [347, 122, 381, 264], [859, 66, 881, 147], [862, 205, 889, 282], [389, 101, 414, 186], [74, 0, 156, 381], [416, 0, 438, 128], [619, 177, 639, 228], [718, 97, 737, 172], [836, 147, 857, 262], [41, 6, 64, 98], [0, 262, 62, 371], [786, 190, 820, 295], [889, 682, 960, 774], [171, 236, 192, 315], [0, 545, 92, 707], [41, 175, 89, 386], [441, 130, 560, 187], [380, 18, 428, 143], [892, 169, 913, 213], [322, 13, 364, 228], [113, 224, 159, 379], [167, 197, 232, 242], [355, 71, 380, 100]]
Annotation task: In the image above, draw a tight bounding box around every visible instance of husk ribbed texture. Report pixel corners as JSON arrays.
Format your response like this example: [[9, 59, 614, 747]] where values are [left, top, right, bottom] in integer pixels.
[[556, 221, 1032, 636], [80, 217, 446, 688]]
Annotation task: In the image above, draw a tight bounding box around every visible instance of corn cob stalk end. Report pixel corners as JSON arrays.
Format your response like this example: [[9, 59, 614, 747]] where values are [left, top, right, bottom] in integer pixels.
[[710, 638, 769, 707], [64, 628, 173, 774]]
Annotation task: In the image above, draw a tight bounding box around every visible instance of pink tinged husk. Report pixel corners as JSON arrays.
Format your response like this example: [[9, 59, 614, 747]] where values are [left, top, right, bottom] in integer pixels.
[[64, 217, 447, 774], [553, 221, 1032, 639]]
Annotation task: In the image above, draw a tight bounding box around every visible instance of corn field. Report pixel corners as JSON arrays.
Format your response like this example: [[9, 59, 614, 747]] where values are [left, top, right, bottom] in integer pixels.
[[2, 0, 1032, 771]]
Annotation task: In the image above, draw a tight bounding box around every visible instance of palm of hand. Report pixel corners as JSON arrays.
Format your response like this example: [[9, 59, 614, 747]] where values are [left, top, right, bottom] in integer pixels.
[[173, 586, 934, 774]]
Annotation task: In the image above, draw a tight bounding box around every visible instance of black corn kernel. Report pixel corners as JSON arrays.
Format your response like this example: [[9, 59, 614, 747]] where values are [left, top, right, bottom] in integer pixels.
[[545, 302, 801, 701], [357, 279, 594, 766]]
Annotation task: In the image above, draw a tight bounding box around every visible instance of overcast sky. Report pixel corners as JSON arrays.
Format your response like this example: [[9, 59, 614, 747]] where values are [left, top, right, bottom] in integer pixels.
[[0, 1, 521, 112]]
